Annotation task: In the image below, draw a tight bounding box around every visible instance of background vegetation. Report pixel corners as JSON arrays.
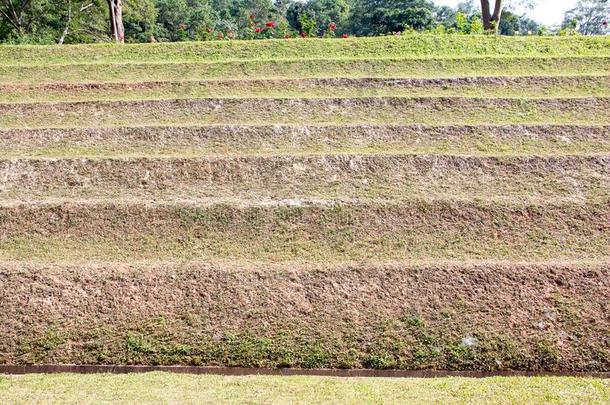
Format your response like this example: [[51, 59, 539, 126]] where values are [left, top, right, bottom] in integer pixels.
[[0, 0, 608, 45]]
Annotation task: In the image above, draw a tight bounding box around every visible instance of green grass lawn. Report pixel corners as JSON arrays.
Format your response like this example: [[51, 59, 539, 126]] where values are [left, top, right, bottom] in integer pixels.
[[2, 35, 609, 66], [0, 373, 607, 404], [2, 56, 609, 84]]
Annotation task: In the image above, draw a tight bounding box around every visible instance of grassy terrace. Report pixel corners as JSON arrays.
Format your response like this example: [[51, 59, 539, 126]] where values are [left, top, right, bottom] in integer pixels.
[[2, 56, 609, 84], [1, 97, 609, 128], [0, 201, 608, 262], [1, 35, 609, 374], [1, 76, 608, 103], [1, 125, 608, 159], [1, 262, 608, 370], [2, 36, 609, 65], [1, 374, 607, 404], [1, 155, 608, 204]]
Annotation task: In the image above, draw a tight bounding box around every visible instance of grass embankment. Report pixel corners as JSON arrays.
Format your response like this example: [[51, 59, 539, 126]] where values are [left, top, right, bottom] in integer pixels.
[[2, 56, 609, 84], [1, 374, 607, 404], [1, 76, 608, 103], [0, 202, 608, 262], [1, 262, 608, 370], [0, 125, 609, 159], [1, 97, 609, 128], [1, 155, 608, 204], [1, 35, 609, 373], [2, 36, 609, 65]]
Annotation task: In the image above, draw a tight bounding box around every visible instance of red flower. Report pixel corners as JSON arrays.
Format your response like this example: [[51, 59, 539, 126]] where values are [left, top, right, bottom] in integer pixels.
[[266, 21, 275, 27], [250, 14, 255, 20], [300, 32, 307, 38], [342, 34, 349, 38], [329, 22, 337, 31], [255, 27, 262, 33]]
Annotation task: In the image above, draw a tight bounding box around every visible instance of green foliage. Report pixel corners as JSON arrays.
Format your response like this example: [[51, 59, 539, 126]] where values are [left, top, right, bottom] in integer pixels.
[[561, 0, 610, 35], [499, 11, 539, 36], [349, 0, 436, 36], [455, 11, 483, 34], [154, 0, 216, 41], [0, 0, 608, 43], [124, 0, 158, 42], [299, 13, 317, 37], [286, 0, 349, 36]]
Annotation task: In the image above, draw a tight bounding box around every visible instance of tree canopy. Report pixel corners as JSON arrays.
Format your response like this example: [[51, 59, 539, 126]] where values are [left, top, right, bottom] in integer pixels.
[[0, 0, 605, 44]]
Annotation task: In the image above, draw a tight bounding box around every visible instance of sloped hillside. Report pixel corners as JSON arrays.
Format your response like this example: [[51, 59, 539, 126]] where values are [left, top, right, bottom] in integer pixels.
[[0, 35, 608, 371]]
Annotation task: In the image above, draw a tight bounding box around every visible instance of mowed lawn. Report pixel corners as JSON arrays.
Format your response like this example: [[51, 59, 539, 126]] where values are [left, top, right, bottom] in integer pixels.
[[0, 373, 608, 404]]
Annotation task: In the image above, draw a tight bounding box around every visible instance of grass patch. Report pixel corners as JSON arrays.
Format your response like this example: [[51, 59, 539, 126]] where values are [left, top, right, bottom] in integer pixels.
[[1, 35, 609, 66], [0, 202, 607, 262], [1, 125, 609, 159], [0, 373, 607, 405], [1, 97, 608, 129], [1, 154, 607, 204], [2, 56, 609, 84], [1, 76, 608, 103]]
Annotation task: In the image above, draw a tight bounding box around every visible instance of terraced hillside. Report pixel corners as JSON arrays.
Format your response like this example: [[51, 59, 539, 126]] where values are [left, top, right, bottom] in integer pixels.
[[0, 36, 609, 371]]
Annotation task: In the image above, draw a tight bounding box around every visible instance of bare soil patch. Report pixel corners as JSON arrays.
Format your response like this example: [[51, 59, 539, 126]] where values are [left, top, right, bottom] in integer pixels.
[[0, 261, 607, 370]]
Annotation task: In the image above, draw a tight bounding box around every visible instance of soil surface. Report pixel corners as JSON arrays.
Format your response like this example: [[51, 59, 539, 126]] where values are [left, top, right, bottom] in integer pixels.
[[0, 261, 607, 370]]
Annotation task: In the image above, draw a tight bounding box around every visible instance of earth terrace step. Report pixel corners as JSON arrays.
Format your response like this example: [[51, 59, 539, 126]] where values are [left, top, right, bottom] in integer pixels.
[[1, 97, 609, 128], [1, 125, 609, 159], [2, 36, 608, 66], [0, 261, 607, 371], [1, 57, 609, 84], [1, 76, 608, 103], [0, 154, 607, 204], [0, 199, 607, 262]]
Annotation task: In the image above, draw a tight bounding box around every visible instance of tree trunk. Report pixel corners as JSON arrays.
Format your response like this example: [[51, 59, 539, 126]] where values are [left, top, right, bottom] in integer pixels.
[[58, 0, 72, 45], [480, 0, 503, 33], [107, 0, 124, 43]]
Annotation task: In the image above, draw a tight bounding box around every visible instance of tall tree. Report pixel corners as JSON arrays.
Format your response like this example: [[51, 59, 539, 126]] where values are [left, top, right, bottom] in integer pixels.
[[106, 0, 123, 41], [479, 0, 503, 31], [562, 0, 609, 35]]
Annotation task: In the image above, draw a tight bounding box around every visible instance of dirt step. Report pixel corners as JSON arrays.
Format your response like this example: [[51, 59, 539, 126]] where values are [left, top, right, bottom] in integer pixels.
[[3, 56, 609, 85], [1, 154, 607, 204], [1, 96, 609, 129], [1, 261, 607, 371], [0, 200, 607, 262], [1, 124, 608, 159], [1, 76, 607, 103]]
